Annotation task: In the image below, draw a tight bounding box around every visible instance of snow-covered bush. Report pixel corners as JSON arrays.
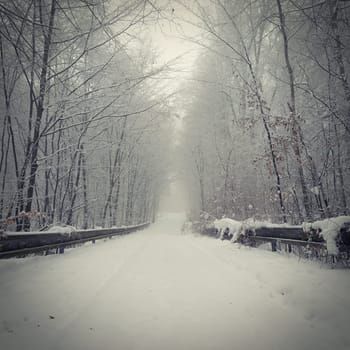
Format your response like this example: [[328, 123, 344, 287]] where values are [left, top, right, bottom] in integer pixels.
[[45, 225, 77, 238], [303, 216, 350, 255], [213, 218, 244, 242]]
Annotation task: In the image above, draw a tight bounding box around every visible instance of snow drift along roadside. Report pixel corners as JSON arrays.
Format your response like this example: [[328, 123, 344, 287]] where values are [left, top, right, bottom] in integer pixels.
[[213, 218, 243, 241], [303, 216, 350, 255]]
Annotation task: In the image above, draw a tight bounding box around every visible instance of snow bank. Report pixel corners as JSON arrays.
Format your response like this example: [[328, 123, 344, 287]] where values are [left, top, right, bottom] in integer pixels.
[[303, 216, 350, 255], [213, 218, 243, 242], [4, 225, 77, 237], [1, 213, 350, 350], [243, 218, 301, 230], [213, 218, 298, 242], [46, 225, 77, 236]]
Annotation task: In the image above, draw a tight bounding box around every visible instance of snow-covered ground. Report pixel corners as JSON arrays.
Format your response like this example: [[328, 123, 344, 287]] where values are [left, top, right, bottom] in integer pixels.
[[0, 213, 349, 350]]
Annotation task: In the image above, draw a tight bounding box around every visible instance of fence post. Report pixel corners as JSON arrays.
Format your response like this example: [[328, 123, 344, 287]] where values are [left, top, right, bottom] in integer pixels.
[[271, 240, 277, 252]]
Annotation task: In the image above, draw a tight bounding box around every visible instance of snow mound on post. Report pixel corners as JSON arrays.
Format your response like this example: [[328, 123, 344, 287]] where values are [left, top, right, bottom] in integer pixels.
[[46, 225, 77, 236], [214, 218, 243, 242], [303, 216, 350, 255]]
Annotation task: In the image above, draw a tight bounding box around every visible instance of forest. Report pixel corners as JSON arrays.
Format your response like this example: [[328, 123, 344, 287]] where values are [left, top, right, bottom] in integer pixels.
[[0, 0, 173, 231], [181, 0, 350, 224], [0, 0, 349, 231]]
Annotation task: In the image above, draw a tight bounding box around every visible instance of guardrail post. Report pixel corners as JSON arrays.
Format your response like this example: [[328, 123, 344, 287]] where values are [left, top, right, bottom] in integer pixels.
[[271, 240, 277, 252], [276, 239, 281, 251]]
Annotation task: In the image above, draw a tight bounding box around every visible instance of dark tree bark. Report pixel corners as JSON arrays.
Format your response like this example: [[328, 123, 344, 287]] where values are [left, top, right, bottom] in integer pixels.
[[276, 0, 312, 221], [23, 0, 57, 230]]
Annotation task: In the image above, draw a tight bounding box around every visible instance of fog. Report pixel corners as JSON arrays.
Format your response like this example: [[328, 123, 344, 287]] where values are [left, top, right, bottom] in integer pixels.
[[0, 0, 349, 228], [159, 179, 188, 213], [0, 1, 350, 349]]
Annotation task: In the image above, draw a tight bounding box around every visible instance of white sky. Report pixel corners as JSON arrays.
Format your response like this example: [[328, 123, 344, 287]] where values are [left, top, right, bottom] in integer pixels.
[[142, 2, 203, 84], [137, 2, 204, 212], [150, 21, 198, 67]]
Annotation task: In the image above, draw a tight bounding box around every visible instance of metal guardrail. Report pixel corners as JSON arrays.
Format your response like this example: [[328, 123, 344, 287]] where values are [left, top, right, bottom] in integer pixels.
[[251, 235, 327, 256], [253, 235, 326, 248], [242, 226, 326, 252], [202, 223, 350, 264], [0, 223, 150, 259]]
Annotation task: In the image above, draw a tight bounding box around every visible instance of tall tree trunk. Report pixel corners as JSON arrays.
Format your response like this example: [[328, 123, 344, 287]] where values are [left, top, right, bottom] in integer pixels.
[[82, 149, 88, 229], [276, 0, 312, 221], [247, 68, 287, 222], [327, 0, 350, 126], [0, 131, 10, 226], [43, 77, 52, 226], [112, 174, 122, 226], [24, 0, 57, 230], [66, 147, 83, 226], [16, 1, 38, 230], [52, 119, 63, 223], [102, 119, 127, 226], [334, 123, 347, 214]]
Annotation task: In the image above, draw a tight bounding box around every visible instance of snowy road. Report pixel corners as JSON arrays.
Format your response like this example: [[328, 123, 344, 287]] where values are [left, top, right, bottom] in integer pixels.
[[1, 213, 350, 350]]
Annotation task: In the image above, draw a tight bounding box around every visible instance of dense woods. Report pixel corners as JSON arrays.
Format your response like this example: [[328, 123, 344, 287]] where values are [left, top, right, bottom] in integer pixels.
[[1, 0, 349, 231], [0, 0, 172, 231], [181, 0, 350, 223]]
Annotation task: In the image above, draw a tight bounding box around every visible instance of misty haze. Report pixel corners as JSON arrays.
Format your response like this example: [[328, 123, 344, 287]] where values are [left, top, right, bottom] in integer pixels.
[[0, 1, 350, 349]]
